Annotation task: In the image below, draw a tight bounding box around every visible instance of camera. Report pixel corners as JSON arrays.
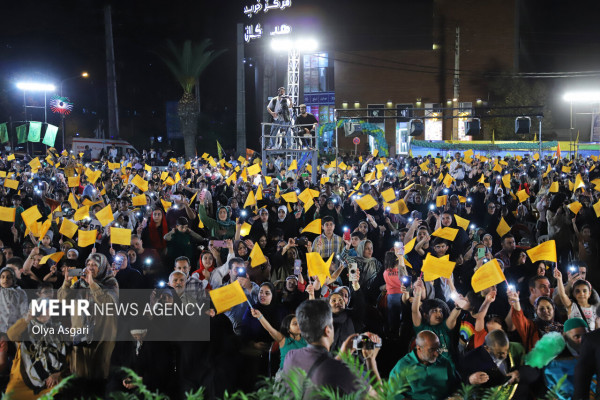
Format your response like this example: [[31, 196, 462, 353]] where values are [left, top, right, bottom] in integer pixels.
[[295, 236, 308, 247], [352, 334, 382, 351]]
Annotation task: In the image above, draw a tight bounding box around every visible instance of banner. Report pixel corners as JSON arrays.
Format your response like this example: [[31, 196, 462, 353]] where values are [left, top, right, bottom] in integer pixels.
[[42, 124, 59, 147], [16, 124, 27, 144], [28, 121, 42, 142], [0, 123, 7, 143]]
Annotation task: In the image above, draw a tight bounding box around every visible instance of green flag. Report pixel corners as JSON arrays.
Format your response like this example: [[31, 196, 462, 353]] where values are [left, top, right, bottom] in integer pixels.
[[28, 121, 42, 142], [0, 123, 7, 143], [16, 125, 28, 144], [42, 124, 59, 147], [216, 140, 225, 160]]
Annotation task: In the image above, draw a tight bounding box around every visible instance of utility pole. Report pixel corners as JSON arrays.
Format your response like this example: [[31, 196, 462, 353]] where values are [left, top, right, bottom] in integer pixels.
[[452, 26, 460, 140], [236, 23, 247, 156], [104, 4, 119, 139]]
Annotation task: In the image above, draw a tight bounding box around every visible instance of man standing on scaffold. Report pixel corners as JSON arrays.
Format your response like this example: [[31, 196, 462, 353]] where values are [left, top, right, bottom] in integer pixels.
[[266, 87, 294, 149]]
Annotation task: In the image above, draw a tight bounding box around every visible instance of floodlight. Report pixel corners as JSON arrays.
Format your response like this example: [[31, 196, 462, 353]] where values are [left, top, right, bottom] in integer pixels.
[[16, 82, 56, 92]]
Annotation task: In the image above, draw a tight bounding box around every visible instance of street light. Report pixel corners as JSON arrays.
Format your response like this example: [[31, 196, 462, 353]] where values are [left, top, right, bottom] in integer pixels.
[[60, 72, 89, 150], [562, 91, 600, 158]]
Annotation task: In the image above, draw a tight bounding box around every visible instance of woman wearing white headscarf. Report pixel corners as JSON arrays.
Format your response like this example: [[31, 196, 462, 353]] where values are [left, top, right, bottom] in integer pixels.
[[58, 252, 118, 380], [347, 240, 384, 305]]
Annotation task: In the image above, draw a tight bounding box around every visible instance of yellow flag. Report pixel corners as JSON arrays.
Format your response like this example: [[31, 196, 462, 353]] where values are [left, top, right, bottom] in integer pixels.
[[443, 173, 454, 188], [161, 199, 172, 212], [298, 188, 314, 204], [306, 252, 333, 285], [95, 205, 114, 227], [131, 175, 149, 192], [73, 205, 90, 221], [21, 205, 42, 228], [502, 174, 511, 189], [288, 160, 298, 171], [364, 171, 376, 182], [39, 219, 52, 240], [78, 229, 97, 247], [477, 174, 486, 184], [145, 164, 152, 172], [431, 227, 459, 241], [108, 162, 121, 170], [533, 153, 539, 161], [111, 227, 132, 246], [402, 183, 415, 191], [396, 199, 410, 215], [574, 174, 585, 191], [29, 157, 42, 170], [281, 191, 298, 203], [496, 217, 511, 238], [7, 154, 15, 161], [68, 176, 81, 188], [561, 166, 571, 173], [526, 240, 557, 263], [454, 214, 470, 231], [516, 189, 529, 203], [249, 244, 267, 267], [303, 196, 314, 212], [255, 185, 263, 201], [492, 164, 503, 173], [421, 253, 456, 279], [4, 179, 19, 190], [132, 194, 148, 206], [244, 190, 257, 208], [59, 218, 79, 239], [39, 252, 65, 265], [85, 169, 102, 184], [240, 222, 252, 237], [302, 219, 322, 235], [549, 181, 559, 193], [0, 206, 16, 222], [381, 188, 396, 203], [568, 201, 582, 215], [247, 163, 261, 176], [436, 195, 447, 207], [471, 259, 506, 293], [209, 280, 248, 314], [404, 237, 416, 254], [355, 194, 377, 210]]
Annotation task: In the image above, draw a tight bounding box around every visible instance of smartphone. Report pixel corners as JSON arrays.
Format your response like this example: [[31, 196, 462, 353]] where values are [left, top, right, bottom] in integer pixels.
[[394, 241, 404, 256], [348, 263, 358, 282], [343, 230, 351, 241], [68, 268, 84, 277], [212, 240, 226, 248], [293, 260, 302, 276], [477, 247, 486, 260]]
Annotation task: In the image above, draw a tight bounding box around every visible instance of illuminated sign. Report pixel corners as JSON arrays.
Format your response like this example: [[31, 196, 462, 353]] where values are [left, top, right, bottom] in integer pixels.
[[244, 23, 263, 43], [243, 0, 292, 18], [243, 0, 293, 43]]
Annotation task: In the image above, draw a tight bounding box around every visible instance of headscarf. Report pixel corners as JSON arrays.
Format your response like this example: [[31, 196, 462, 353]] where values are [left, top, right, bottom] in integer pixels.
[[533, 296, 563, 338], [277, 205, 287, 222], [72, 253, 119, 300], [0, 266, 18, 287], [193, 251, 215, 281], [147, 209, 168, 250], [216, 206, 236, 227], [234, 240, 250, 261], [349, 240, 382, 294]]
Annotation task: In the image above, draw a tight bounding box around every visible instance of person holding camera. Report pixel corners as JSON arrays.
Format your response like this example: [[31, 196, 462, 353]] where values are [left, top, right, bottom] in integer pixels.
[[266, 87, 293, 149], [282, 300, 381, 399], [220, 257, 259, 335]]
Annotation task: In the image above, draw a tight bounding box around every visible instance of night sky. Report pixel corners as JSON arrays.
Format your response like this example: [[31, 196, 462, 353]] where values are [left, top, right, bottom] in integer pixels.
[[2, 0, 600, 151]]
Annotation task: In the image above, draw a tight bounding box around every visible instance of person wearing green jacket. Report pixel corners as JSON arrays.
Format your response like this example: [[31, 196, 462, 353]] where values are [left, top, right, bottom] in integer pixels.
[[198, 204, 236, 239]]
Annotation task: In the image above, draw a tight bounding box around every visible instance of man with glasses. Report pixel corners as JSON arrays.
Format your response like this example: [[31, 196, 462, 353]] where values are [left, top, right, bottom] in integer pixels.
[[389, 330, 457, 399]]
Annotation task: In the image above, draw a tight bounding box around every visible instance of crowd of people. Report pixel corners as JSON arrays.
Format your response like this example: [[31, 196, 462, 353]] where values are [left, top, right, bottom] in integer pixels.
[[0, 144, 599, 399]]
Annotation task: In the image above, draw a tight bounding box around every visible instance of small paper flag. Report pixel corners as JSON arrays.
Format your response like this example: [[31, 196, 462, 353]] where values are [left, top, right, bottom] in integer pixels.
[[526, 240, 557, 263]]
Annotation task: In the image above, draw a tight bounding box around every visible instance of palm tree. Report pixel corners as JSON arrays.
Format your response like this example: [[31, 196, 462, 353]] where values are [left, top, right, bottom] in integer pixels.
[[159, 39, 226, 158]]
